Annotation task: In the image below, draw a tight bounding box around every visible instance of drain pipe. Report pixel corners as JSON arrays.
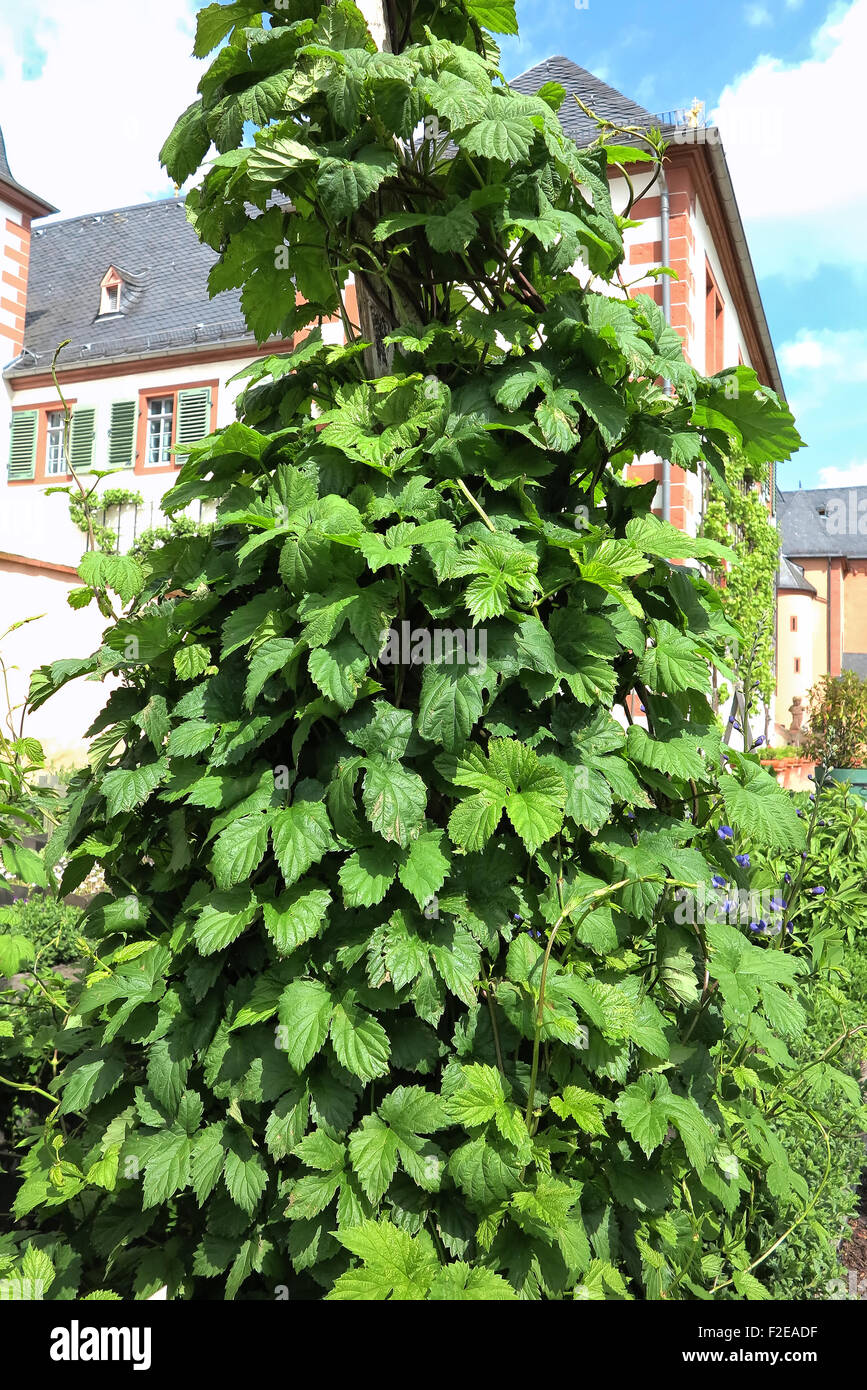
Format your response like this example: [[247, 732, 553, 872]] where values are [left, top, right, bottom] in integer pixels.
[[660, 170, 672, 522]]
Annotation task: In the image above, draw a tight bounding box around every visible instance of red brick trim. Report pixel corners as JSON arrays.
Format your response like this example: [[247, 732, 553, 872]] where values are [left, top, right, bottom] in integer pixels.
[[0, 551, 79, 578], [10, 338, 295, 390]]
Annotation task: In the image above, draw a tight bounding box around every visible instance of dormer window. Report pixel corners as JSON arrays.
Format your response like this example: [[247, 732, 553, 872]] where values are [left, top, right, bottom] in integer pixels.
[[97, 267, 125, 318]]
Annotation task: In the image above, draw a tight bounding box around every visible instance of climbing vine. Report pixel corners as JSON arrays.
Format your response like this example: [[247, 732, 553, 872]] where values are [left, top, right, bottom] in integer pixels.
[[703, 454, 779, 731]]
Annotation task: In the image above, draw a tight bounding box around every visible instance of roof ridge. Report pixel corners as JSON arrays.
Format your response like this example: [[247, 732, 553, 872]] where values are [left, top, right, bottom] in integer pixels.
[[36, 195, 186, 230]]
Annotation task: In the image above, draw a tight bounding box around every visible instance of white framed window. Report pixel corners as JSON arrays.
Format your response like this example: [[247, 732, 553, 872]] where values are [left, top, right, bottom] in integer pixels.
[[146, 396, 174, 466], [45, 410, 66, 476], [104, 284, 120, 313]]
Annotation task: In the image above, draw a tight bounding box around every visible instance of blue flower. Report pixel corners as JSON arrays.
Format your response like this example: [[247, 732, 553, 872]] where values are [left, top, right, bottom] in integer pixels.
[[753, 736, 765, 748], [749, 921, 761, 932], [784, 872, 792, 884], [712, 875, 727, 889], [735, 853, 751, 867], [770, 898, 787, 910], [810, 886, 826, 896], [718, 826, 734, 841], [786, 923, 794, 935], [796, 809, 804, 818], [513, 914, 523, 924]]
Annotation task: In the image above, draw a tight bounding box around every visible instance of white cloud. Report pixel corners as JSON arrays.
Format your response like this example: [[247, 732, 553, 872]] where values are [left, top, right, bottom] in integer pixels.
[[0, 0, 202, 220], [712, 0, 867, 274], [744, 4, 773, 26], [780, 329, 867, 382], [817, 462, 867, 485]]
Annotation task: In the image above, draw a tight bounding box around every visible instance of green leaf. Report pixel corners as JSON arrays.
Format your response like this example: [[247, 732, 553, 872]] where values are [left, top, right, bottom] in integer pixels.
[[210, 813, 269, 889], [194, 888, 258, 955], [550, 1086, 611, 1136], [614, 1076, 670, 1158], [142, 1129, 191, 1208], [348, 1116, 400, 1202], [418, 662, 487, 752], [328, 1221, 439, 1301], [263, 881, 331, 954], [466, 0, 518, 33], [397, 830, 451, 909], [174, 644, 212, 681], [338, 844, 398, 908], [317, 149, 396, 219], [462, 115, 535, 163], [271, 802, 334, 887], [330, 1001, 391, 1082], [721, 761, 807, 851], [638, 622, 709, 695], [309, 638, 369, 710], [101, 761, 168, 818], [224, 1142, 268, 1214], [277, 979, 333, 1072], [362, 758, 427, 848], [429, 1263, 517, 1299]]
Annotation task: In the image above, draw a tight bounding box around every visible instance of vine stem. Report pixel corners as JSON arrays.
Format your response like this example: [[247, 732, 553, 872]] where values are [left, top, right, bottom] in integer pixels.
[[524, 874, 701, 1131], [712, 1107, 832, 1294], [455, 477, 496, 533], [0, 1073, 58, 1105]]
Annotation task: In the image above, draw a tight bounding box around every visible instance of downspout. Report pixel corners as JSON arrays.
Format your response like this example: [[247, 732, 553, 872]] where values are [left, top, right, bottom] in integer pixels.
[[659, 170, 672, 522], [827, 556, 832, 675]]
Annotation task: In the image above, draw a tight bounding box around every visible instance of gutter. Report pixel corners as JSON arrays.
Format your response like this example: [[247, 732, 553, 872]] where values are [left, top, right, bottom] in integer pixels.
[[659, 170, 672, 522], [827, 556, 832, 674], [685, 129, 785, 400]]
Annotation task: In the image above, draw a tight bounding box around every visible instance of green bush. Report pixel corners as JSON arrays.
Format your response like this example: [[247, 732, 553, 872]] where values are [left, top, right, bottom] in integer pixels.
[[805, 671, 867, 768], [750, 782, 867, 1298], [0, 898, 83, 969], [8, 1, 858, 1305]]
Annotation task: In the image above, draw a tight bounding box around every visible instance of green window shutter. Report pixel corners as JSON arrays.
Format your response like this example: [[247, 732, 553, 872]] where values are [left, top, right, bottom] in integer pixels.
[[69, 407, 96, 472], [108, 400, 137, 468], [175, 387, 212, 452], [8, 410, 37, 480]]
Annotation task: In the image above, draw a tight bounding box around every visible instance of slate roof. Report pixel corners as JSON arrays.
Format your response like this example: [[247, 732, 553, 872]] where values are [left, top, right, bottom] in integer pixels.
[[6, 198, 257, 378], [844, 654, 867, 679], [777, 487, 867, 559], [510, 56, 673, 146], [777, 556, 816, 594]]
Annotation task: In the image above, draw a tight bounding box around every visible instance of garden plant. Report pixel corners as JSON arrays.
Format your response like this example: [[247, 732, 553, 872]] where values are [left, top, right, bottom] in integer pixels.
[[2, 0, 864, 1303]]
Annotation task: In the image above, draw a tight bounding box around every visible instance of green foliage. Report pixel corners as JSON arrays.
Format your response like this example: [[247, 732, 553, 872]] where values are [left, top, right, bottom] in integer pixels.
[[805, 670, 867, 769], [703, 454, 779, 716], [747, 783, 867, 1297], [5, 0, 833, 1303], [0, 624, 57, 890], [0, 898, 82, 966]]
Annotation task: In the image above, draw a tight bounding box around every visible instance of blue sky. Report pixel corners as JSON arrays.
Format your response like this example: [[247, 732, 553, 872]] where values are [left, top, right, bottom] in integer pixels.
[[0, 0, 863, 489]]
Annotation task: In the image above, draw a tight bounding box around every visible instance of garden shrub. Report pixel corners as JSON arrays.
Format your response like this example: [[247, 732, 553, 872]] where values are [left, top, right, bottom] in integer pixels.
[[7, 0, 857, 1303], [805, 671, 867, 769], [751, 783, 867, 1298]]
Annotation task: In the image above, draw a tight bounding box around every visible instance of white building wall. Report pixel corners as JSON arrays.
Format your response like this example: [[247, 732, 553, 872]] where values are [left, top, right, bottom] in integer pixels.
[[0, 346, 280, 763], [0, 350, 263, 566]]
